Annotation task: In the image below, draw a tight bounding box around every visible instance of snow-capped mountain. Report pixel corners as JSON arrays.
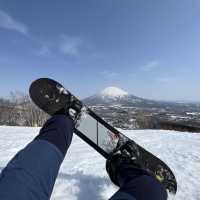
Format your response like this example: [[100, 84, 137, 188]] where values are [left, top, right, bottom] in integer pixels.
[[100, 87, 128, 99], [83, 86, 146, 106], [83, 86, 191, 108]]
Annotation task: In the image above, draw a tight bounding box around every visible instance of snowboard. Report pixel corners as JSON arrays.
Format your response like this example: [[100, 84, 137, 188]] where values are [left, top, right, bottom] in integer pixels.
[[29, 78, 177, 195]]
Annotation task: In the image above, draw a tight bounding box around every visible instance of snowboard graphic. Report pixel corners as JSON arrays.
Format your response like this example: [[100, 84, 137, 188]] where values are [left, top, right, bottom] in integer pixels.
[[29, 78, 177, 194]]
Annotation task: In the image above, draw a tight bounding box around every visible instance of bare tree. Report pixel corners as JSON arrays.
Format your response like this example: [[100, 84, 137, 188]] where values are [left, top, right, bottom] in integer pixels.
[[15, 93, 49, 127], [135, 112, 158, 129], [0, 92, 49, 127], [0, 98, 18, 125]]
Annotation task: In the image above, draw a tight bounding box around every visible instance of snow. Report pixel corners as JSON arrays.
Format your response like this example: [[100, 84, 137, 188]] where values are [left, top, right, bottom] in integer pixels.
[[100, 87, 128, 98], [0, 126, 200, 199], [170, 115, 190, 120], [186, 112, 200, 116]]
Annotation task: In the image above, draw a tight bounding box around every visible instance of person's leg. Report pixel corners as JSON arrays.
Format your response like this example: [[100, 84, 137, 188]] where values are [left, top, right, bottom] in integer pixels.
[[106, 141, 168, 200], [0, 115, 74, 200], [109, 164, 168, 200]]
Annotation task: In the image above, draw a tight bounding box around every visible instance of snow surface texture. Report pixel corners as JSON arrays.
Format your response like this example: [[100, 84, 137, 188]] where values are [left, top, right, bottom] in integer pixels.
[[101, 87, 128, 99], [0, 126, 200, 200]]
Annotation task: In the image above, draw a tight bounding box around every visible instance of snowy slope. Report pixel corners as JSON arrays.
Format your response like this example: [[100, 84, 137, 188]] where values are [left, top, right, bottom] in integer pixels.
[[0, 126, 200, 200]]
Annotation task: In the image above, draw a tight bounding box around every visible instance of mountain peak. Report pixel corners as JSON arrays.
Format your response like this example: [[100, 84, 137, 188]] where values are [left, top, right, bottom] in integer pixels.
[[100, 87, 128, 98]]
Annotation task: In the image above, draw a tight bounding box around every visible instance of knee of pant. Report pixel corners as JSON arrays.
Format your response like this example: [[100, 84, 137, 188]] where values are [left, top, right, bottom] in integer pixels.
[[51, 115, 73, 128], [39, 114, 74, 139]]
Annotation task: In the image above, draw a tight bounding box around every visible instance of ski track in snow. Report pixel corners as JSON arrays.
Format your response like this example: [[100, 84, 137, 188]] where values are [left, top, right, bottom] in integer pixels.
[[0, 126, 200, 200]]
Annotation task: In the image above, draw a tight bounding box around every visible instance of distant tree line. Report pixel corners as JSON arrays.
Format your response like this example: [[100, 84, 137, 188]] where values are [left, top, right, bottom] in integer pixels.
[[135, 111, 200, 133], [1, 92, 200, 133], [0, 92, 49, 127]]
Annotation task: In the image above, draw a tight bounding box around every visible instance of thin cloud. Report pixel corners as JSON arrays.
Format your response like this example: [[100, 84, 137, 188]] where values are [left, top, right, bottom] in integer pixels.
[[36, 46, 51, 56], [156, 77, 175, 84], [0, 10, 28, 35], [60, 35, 82, 56], [141, 61, 159, 72], [101, 70, 119, 79]]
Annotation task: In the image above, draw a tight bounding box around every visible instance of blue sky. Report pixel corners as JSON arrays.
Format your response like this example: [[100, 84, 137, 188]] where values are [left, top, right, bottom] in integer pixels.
[[0, 0, 200, 101]]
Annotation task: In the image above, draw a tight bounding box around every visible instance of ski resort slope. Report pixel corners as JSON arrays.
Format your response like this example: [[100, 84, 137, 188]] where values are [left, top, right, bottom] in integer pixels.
[[0, 126, 199, 200]]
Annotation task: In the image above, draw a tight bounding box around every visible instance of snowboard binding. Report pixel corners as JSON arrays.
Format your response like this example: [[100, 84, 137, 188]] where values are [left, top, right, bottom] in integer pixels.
[[55, 84, 85, 126], [106, 140, 148, 187]]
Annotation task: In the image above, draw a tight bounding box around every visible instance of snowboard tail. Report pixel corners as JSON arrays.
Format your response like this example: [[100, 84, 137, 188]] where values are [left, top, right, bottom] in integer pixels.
[[29, 78, 177, 195]]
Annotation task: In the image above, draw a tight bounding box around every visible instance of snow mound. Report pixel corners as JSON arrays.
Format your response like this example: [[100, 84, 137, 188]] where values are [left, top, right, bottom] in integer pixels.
[[101, 87, 128, 98]]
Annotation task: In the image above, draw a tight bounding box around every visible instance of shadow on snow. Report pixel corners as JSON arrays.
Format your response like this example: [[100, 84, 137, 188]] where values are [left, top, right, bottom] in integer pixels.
[[58, 171, 114, 200]]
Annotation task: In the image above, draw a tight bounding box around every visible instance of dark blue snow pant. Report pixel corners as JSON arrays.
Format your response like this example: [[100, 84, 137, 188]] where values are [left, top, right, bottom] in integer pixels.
[[0, 115, 167, 200]]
